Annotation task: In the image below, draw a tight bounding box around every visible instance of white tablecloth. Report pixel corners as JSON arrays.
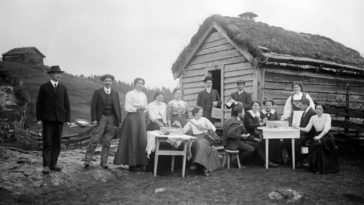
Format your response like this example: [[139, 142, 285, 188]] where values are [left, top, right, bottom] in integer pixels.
[[146, 131, 195, 157], [258, 127, 300, 139]]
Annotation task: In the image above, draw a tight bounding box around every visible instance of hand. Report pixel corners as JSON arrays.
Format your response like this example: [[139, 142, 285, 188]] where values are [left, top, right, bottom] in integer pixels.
[[37, 121, 42, 126], [92, 120, 98, 125], [157, 121, 164, 127], [314, 136, 321, 140], [136, 107, 145, 112], [65, 122, 71, 127], [212, 101, 218, 107], [241, 134, 249, 139], [173, 121, 182, 128]]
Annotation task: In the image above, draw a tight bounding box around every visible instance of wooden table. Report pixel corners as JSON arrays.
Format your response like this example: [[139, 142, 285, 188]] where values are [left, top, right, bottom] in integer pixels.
[[146, 131, 195, 178], [257, 127, 300, 170]]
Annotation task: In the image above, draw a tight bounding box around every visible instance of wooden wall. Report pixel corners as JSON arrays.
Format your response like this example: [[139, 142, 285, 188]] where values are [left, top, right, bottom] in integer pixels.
[[181, 30, 253, 119], [262, 66, 364, 117]]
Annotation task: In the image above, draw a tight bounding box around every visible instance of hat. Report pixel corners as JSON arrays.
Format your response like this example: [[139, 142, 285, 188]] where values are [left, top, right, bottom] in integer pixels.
[[100, 74, 115, 81], [47, 65, 64, 74], [203, 76, 213, 82], [263, 99, 275, 106], [236, 80, 245, 85]]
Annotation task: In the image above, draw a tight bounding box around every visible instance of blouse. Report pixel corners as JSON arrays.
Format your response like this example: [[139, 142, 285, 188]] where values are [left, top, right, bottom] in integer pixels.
[[147, 101, 167, 123], [302, 113, 331, 133], [183, 117, 216, 135], [282, 92, 315, 120], [166, 100, 188, 120], [124, 89, 147, 113]]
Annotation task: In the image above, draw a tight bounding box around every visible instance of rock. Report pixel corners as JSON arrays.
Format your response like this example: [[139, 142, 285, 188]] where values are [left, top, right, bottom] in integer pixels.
[[154, 187, 167, 193]]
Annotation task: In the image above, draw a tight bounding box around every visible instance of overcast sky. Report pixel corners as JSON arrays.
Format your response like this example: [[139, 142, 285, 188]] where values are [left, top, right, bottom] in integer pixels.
[[1, 0, 363, 89]]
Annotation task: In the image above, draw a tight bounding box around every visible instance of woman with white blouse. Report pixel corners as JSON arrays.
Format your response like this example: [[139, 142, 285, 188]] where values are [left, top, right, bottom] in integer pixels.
[[281, 82, 315, 124], [114, 78, 148, 172], [295, 104, 339, 174], [183, 106, 221, 176], [147, 91, 167, 131]]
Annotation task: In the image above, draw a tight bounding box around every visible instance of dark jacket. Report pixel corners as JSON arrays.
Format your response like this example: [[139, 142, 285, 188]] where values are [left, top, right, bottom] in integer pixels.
[[36, 82, 70, 122], [227, 91, 252, 111], [222, 118, 252, 149], [243, 111, 265, 138], [261, 109, 280, 121], [91, 88, 121, 126], [299, 107, 316, 137], [197, 89, 221, 119]]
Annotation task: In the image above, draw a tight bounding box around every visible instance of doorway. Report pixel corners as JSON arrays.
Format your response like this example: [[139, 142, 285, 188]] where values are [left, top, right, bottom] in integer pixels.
[[208, 69, 221, 96]]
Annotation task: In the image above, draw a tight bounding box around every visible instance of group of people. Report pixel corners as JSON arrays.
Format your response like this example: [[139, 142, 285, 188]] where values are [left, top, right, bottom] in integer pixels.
[[36, 66, 339, 176]]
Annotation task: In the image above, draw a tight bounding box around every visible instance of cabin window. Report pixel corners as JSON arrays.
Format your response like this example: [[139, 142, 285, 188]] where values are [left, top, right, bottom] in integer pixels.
[[208, 69, 221, 97]]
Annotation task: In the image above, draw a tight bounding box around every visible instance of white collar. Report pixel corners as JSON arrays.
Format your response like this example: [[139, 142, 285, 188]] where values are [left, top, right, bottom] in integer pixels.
[[237, 90, 244, 95], [50, 79, 58, 86], [248, 110, 260, 118], [206, 88, 211, 93], [262, 109, 275, 114], [104, 87, 111, 93]]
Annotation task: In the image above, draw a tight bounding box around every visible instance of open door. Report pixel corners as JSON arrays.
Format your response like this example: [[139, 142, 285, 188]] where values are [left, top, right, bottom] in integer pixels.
[[208, 69, 221, 97]]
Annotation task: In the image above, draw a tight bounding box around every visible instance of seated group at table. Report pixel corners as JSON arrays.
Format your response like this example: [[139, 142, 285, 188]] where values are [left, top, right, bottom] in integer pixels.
[[84, 75, 339, 176]]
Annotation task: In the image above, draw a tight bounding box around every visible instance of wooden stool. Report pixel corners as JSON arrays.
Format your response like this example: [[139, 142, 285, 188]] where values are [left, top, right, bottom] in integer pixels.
[[222, 149, 241, 169]]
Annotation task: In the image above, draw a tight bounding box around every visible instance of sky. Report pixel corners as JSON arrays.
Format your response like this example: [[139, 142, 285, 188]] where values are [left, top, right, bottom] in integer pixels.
[[1, 0, 363, 89]]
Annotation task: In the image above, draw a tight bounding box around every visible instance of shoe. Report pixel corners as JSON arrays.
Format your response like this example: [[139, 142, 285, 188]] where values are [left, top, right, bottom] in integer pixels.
[[50, 165, 62, 172], [268, 162, 279, 168], [42, 166, 50, 174], [203, 169, 210, 177], [84, 163, 90, 169], [101, 164, 108, 169]]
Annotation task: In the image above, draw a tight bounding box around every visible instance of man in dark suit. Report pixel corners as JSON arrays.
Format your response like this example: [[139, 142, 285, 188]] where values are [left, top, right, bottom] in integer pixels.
[[290, 98, 316, 167], [36, 65, 71, 174], [197, 76, 221, 123], [226, 80, 252, 113], [84, 74, 121, 169]]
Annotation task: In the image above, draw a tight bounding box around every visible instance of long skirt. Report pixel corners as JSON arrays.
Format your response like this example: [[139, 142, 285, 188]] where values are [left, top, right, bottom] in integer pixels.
[[191, 134, 222, 172], [309, 133, 339, 174], [114, 112, 148, 166]]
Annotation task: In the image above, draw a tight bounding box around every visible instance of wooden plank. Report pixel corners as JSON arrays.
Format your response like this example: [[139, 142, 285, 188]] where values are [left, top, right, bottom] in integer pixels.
[[189, 49, 242, 65], [200, 38, 229, 50], [224, 74, 253, 84], [184, 87, 204, 95], [183, 81, 205, 89], [204, 31, 224, 43], [183, 68, 207, 78], [224, 69, 253, 78], [332, 120, 364, 132], [186, 56, 247, 71], [224, 81, 253, 89], [183, 94, 198, 101], [224, 62, 251, 72], [182, 75, 204, 83], [265, 67, 364, 86], [325, 104, 364, 118], [196, 44, 234, 56], [264, 81, 364, 96]]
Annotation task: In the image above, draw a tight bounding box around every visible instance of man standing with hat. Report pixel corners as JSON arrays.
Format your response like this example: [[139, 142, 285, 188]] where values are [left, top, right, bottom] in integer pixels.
[[226, 80, 252, 115], [197, 76, 221, 123], [36, 65, 71, 174], [84, 74, 121, 169]]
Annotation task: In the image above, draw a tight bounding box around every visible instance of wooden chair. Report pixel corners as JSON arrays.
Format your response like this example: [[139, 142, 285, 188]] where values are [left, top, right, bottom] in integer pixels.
[[222, 149, 242, 169]]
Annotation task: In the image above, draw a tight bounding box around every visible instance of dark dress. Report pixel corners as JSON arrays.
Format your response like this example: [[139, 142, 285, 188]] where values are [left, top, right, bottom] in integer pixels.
[[197, 89, 221, 123], [309, 132, 339, 174], [261, 109, 285, 163]]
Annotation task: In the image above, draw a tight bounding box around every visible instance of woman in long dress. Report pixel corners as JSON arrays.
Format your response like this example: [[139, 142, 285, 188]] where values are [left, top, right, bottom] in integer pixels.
[[183, 106, 221, 176], [147, 91, 166, 131], [295, 104, 339, 174], [281, 82, 315, 124], [114, 78, 148, 172], [167, 88, 189, 128]]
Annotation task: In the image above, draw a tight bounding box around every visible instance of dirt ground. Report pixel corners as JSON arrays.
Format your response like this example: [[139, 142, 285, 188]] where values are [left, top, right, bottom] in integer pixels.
[[1, 153, 364, 205]]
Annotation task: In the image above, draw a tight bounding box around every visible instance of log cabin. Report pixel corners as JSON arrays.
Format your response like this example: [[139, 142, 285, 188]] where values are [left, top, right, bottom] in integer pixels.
[[171, 15, 364, 132], [2, 47, 45, 65]]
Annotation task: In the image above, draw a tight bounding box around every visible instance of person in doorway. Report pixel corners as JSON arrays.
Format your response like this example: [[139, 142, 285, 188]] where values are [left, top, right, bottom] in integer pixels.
[[197, 76, 221, 123]]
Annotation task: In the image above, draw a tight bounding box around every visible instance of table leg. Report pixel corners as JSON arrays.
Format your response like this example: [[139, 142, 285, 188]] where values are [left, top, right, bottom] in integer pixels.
[[265, 139, 269, 170], [153, 139, 160, 177], [182, 143, 187, 178], [292, 138, 295, 170], [171, 156, 175, 172]]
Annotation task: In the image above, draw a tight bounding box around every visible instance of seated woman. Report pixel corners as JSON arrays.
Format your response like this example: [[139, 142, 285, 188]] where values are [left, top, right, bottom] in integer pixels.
[[222, 105, 255, 164], [183, 106, 221, 176], [262, 99, 285, 164], [295, 104, 339, 174], [147, 91, 167, 131], [167, 88, 189, 128], [244, 101, 279, 167]]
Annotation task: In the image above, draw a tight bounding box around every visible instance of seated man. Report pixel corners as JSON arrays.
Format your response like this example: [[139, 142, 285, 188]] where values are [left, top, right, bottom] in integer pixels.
[[222, 105, 279, 167], [289, 98, 316, 167]]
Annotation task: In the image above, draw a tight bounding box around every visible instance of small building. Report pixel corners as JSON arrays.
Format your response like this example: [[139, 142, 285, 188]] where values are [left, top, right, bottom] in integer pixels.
[[171, 15, 364, 130], [2, 47, 45, 65]]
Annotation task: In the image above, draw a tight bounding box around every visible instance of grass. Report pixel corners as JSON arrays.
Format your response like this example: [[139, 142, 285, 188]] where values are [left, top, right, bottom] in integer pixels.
[[1, 154, 363, 205]]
